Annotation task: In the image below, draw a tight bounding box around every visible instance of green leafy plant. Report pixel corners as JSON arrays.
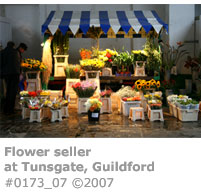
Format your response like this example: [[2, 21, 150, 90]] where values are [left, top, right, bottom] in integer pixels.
[[161, 42, 189, 70], [144, 36, 162, 74], [65, 65, 80, 79], [52, 31, 69, 55], [113, 51, 134, 72]]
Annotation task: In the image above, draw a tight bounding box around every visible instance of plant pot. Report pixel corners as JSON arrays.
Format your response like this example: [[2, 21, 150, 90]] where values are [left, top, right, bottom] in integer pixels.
[[88, 110, 100, 121]]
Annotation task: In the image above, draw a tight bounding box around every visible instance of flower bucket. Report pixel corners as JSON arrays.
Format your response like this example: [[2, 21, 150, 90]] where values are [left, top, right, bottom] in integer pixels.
[[88, 110, 100, 122]]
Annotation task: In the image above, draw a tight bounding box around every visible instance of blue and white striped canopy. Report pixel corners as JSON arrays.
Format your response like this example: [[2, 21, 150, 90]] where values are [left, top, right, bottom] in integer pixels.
[[42, 10, 168, 36]]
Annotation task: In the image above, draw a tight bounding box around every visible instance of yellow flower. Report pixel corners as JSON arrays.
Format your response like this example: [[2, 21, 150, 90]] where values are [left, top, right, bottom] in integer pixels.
[[156, 81, 160, 88]]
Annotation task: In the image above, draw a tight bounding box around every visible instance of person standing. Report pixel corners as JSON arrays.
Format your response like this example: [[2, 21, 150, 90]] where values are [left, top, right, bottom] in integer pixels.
[[1, 42, 27, 114]]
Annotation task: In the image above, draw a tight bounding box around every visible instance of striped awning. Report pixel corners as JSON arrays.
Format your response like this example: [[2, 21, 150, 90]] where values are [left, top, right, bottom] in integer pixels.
[[42, 10, 168, 36]]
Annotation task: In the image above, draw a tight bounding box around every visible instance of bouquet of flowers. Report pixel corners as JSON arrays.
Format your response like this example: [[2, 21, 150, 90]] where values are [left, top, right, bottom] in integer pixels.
[[121, 96, 141, 102], [98, 49, 118, 67], [100, 89, 112, 98], [80, 48, 92, 59], [132, 50, 148, 66], [65, 65, 80, 79], [133, 79, 160, 92], [148, 100, 162, 110], [28, 98, 41, 110], [48, 99, 62, 110], [61, 99, 69, 107], [85, 98, 102, 112], [20, 91, 29, 97], [21, 58, 47, 72], [80, 58, 105, 71], [72, 81, 97, 98]]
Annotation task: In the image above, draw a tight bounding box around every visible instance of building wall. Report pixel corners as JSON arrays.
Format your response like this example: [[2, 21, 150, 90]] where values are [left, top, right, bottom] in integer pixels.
[[169, 4, 195, 74]]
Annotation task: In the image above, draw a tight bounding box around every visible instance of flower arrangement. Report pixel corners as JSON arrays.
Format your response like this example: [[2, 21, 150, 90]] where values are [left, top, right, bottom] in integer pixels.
[[40, 91, 51, 96], [148, 99, 162, 110], [20, 91, 29, 97], [21, 58, 47, 72], [28, 98, 41, 110], [80, 58, 105, 71], [79, 48, 92, 59], [65, 65, 80, 79], [72, 81, 97, 98], [113, 51, 134, 75], [48, 99, 62, 110], [116, 86, 136, 98], [144, 94, 152, 100], [100, 89, 112, 98], [43, 99, 52, 107], [61, 99, 69, 107], [133, 79, 160, 91], [85, 98, 102, 112], [98, 49, 118, 67], [132, 50, 148, 64], [121, 96, 141, 102]]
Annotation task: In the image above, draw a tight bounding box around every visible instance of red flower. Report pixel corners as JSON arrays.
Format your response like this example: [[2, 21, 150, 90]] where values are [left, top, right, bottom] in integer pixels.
[[106, 52, 112, 58], [108, 59, 112, 62], [73, 82, 81, 88], [74, 67, 79, 72], [28, 91, 37, 97]]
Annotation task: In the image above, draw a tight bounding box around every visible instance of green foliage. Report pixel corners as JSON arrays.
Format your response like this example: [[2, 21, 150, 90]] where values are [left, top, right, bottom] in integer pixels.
[[144, 37, 162, 73], [161, 42, 189, 70], [113, 51, 134, 71], [52, 31, 69, 55], [65, 65, 80, 79]]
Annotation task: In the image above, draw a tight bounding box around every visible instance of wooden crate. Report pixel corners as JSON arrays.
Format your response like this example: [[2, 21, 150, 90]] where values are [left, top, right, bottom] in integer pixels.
[[100, 97, 112, 114], [26, 71, 41, 92], [77, 98, 89, 114], [53, 55, 69, 77]]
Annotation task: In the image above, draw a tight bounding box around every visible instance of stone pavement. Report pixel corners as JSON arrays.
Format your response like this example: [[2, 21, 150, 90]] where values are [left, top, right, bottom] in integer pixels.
[[0, 108, 201, 138]]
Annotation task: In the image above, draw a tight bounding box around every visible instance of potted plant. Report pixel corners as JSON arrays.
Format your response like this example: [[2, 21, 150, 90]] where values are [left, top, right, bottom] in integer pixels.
[[161, 79, 176, 97], [72, 81, 97, 98], [132, 50, 148, 76], [85, 98, 102, 121], [144, 36, 162, 76], [113, 51, 134, 76], [161, 41, 189, 80], [65, 65, 80, 79]]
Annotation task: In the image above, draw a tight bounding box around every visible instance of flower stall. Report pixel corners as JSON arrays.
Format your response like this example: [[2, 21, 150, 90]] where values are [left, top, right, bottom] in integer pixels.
[[21, 58, 47, 92]]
